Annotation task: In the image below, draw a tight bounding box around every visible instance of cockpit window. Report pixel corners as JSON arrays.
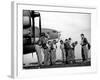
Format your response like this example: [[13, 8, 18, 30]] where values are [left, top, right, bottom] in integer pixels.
[[52, 30, 57, 33], [47, 32, 50, 34]]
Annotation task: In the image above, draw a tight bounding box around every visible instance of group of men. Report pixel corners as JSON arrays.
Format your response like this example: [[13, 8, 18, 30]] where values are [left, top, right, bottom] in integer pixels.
[[35, 33, 90, 66]]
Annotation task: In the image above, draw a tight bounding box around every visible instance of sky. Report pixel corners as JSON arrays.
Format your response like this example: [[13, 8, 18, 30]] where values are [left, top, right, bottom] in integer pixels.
[[23, 10, 91, 64]]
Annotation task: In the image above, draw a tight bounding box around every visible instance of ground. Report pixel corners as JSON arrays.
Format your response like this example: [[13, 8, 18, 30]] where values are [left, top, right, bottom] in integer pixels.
[[23, 60, 91, 69]]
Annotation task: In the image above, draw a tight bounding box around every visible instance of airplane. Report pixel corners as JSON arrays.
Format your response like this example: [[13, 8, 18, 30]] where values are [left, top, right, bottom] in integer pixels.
[[23, 10, 60, 57]]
